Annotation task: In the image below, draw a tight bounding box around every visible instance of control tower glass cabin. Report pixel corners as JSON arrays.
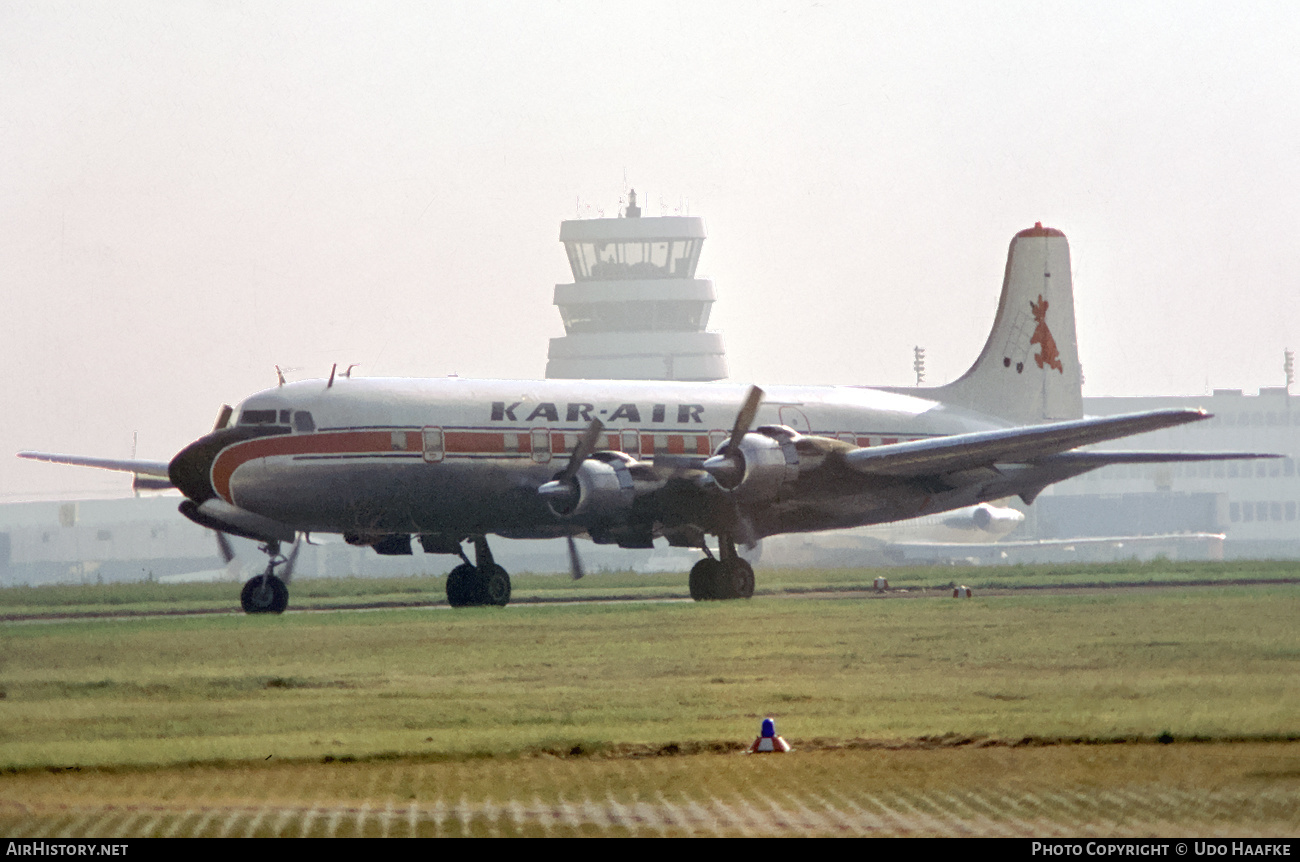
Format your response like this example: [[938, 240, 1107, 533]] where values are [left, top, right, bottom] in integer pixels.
[[545, 191, 728, 381]]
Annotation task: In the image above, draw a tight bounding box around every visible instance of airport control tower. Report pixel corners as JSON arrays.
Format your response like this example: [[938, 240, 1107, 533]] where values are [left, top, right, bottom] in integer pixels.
[[545, 191, 728, 380]]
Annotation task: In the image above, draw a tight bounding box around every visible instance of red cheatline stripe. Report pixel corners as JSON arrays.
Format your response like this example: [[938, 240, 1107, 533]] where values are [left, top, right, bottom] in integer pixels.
[[445, 430, 505, 453], [213, 431, 418, 502], [212, 427, 896, 501]]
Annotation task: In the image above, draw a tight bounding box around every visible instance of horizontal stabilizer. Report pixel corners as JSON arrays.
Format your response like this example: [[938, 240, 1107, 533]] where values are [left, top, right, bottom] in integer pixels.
[[17, 451, 173, 481], [1040, 450, 1284, 467], [843, 409, 1215, 478]]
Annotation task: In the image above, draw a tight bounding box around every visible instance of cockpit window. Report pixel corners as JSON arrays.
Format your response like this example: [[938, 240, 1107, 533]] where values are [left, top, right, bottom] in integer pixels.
[[293, 411, 315, 433], [238, 409, 280, 426]]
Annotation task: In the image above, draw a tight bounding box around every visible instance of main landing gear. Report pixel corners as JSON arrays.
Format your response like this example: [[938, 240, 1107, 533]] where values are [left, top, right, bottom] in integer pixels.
[[240, 540, 297, 614], [689, 535, 754, 601], [446, 536, 512, 608]]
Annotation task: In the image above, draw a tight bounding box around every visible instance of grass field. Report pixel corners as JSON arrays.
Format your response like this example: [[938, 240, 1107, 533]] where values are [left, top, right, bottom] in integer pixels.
[[1, 570, 1297, 836]]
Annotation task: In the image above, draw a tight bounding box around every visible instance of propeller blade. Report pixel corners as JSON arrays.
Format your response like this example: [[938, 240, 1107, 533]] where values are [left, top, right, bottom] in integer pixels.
[[726, 386, 764, 455], [556, 418, 606, 484], [215, 531, 235, 564], [539, 419, 609, 507], [733, 512, 759, 548], [282, 537, 302, 584], [702, 386, 765, 484], [566, 534, 585, 580]]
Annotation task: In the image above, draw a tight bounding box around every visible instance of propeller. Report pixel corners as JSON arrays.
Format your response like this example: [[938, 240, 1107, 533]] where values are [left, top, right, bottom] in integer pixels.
[[558, 419, 607, 484], [280, 537, 302, 584], [565, 534, 585, 580], [537, 418, 606, 505], [535, 419, 607, 578], [727, 386, 765, 455], [212, 529, 245, 581], [216, 532, 302, 583], [702, 385, 764, 485], [701, 386, 766, 546], [216, 530, 235, 564]]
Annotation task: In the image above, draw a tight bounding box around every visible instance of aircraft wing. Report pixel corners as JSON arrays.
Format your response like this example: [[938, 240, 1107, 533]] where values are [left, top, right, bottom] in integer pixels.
[[1035, 450, 1283, 467], [17, 451, 174, 490], [841, 409, 1227, 477], [17, 451, 172, 477]]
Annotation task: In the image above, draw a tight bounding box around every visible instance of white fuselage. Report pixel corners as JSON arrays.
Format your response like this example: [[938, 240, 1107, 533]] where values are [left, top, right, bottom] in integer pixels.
[[208, 377, 1009, 542]]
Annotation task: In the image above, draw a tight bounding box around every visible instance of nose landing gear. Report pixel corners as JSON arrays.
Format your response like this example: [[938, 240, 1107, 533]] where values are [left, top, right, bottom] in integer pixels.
[[239, 539, 298, 614]]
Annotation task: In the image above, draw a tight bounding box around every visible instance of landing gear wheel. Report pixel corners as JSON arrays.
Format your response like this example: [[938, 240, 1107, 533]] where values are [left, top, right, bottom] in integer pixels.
[[241, 574, 288, 614], [689, 558, 753, 601], [479, 564, 511, 607], [689, 558, 724, 601], [446, 563, 478, 607], [726, 559, 755, 599], [446, 536, 512, 608]]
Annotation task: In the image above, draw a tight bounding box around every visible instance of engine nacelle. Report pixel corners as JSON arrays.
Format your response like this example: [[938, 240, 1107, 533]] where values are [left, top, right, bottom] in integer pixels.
[[541, 452, 638, 524], [943, 502, 1026, 535], [704, 425, 800, 503]]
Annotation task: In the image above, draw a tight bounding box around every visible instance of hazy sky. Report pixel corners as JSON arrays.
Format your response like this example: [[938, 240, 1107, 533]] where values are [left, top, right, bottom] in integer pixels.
[[3, 1, 1299, 500]]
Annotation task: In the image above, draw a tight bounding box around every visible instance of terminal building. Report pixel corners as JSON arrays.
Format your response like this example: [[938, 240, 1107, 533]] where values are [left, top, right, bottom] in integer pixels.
[[545, 190, 727, 381], [1037, 386, 1300, 559]]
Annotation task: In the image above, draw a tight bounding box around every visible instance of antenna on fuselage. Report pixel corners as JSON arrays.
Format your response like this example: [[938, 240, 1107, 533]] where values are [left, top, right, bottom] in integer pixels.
[[343, 364, 358, 378], [275, 366, 286, 386], [327, 363, 337, 389]]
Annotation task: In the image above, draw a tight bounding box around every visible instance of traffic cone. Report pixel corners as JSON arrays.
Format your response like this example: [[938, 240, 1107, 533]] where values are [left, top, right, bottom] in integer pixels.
[[749, 717, 791, 753]]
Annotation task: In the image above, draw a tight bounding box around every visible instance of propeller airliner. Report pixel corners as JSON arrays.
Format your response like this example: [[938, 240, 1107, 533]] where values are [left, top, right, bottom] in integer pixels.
[[20, 224, 1274, 613]]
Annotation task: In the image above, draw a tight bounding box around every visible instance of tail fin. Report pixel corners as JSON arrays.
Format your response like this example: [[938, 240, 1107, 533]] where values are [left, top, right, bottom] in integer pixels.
[[923, 223, 1082, 423]]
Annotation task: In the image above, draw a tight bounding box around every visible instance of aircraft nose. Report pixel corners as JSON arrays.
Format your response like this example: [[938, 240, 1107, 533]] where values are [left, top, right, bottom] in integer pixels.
[[168, 435, 222, 503]]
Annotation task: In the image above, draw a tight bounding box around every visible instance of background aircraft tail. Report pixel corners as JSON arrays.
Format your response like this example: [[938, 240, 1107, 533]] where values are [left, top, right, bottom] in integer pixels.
[[899, 224, 1083, 424]]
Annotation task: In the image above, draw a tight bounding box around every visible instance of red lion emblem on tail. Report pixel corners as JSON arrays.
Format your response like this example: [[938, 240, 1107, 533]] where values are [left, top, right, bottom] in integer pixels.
[[1030, 294, 1063, 373]]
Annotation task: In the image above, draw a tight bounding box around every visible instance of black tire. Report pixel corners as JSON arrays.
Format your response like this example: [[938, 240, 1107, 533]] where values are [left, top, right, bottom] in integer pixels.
[[689, 558, 723, 601], [446, 563, 478, 607], [480, 564, 511, 607], [241, 574, 288, 614], [726, 559, 755, 599]]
